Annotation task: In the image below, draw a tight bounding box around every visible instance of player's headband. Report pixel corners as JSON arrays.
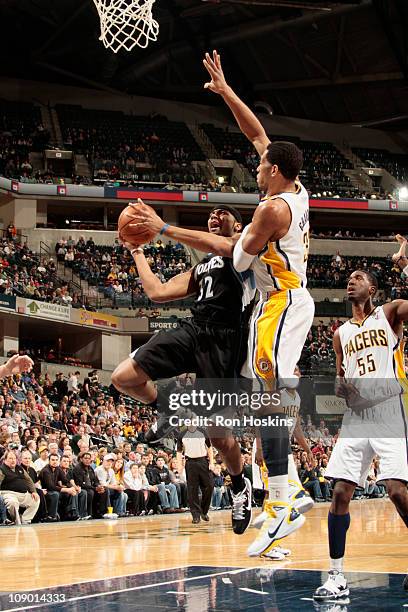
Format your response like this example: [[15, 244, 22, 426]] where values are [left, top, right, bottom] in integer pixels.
[[209, 205, 242, 224]]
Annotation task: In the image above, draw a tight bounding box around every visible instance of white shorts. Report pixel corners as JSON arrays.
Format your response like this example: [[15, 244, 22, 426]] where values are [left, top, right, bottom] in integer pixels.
[[326, 398, 408, 487], [241, 288, 314, 389]]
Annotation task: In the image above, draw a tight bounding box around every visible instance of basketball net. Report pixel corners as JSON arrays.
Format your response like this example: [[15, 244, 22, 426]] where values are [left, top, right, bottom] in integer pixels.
[[93, 0, 159, 53]]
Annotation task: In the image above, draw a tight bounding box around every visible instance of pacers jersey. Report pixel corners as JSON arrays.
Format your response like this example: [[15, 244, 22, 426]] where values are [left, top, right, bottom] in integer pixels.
[[339, 306, 403, 400], [280, 388, 301, 437], [190, 254, 255, 327], [251, 181, 309, 292]]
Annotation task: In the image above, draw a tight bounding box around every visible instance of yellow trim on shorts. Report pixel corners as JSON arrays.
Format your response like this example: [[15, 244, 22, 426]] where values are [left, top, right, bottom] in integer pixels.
[[253, 290, 290, 385]]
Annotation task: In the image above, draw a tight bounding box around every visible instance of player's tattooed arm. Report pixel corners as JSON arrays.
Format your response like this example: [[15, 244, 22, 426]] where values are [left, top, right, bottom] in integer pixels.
[[127, 200, 239, 257], [161, 225, 239, 257], [203, 50, 270, 157], [131, 249, 198, 302]]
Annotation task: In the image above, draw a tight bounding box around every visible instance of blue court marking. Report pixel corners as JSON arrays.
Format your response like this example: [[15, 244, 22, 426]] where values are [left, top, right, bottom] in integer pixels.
[[2, 567, 407, 611]]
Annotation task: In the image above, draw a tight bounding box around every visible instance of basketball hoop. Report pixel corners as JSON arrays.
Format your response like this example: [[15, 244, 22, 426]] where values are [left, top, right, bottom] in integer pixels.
[[93, 0, 159, 53]]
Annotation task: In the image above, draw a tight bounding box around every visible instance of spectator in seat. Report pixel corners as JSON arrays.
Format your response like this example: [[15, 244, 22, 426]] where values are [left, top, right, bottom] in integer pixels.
[[124, 463, 147, 515], [26, 438, 38, 461], [73, 451, 108, 518], [168, 457, 188, 509], [155, 457, 181, 513], [299, 461, 324, 501], [0, 449, 40, 524], [138, 464, 158, 515], [211, 464, 226, 510], [33, 446, 49, 473], [94, 454, 128, 516], [19, 448, 51, 523], [39, 453, 79, 520], [50, 412, 64, 431], [60, 455, 89, 519]]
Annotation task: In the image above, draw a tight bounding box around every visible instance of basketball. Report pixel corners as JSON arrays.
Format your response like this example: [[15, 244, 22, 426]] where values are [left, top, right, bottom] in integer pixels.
[[118, 205, 156, 246]]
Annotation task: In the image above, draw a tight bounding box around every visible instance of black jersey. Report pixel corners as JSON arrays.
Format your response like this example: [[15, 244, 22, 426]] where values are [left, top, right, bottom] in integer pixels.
[[190, 253, 254, 327]]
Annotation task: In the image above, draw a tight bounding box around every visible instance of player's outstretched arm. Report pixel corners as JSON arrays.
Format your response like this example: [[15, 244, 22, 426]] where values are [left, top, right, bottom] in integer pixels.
[[392, 234, 408, 271], [233, 198, 291, 272], [203, 50, 270, 157], [382, 233, 408, 327], [131, 248, 197, 303], [126, 200, 238, 257], [383, 299, 408, 327]]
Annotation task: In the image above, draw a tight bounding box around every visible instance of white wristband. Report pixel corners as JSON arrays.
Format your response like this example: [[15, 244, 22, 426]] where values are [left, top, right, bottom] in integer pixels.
[[403, 264, 408, 276], [131, 247, 143, 255], [233, 225, 255, 273]]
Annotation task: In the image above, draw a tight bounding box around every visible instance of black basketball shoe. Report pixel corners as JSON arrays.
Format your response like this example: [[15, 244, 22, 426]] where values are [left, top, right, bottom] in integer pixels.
[[231, 477, 252, 535]]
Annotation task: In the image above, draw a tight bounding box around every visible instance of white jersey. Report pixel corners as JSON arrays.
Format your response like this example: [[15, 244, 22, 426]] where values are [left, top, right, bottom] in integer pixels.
[[250, 182, 309, 293], [338, 306, 403, 402], [280, 388, 301, 437]]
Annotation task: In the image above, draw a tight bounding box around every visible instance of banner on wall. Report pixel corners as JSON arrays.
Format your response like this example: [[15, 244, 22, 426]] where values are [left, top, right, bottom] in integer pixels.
[[0, 295, 16, 310], [315, 395, 347, 415], [148, 317, 181, 332], [79, 309, 119, 329], [21, 299, 70, 321]]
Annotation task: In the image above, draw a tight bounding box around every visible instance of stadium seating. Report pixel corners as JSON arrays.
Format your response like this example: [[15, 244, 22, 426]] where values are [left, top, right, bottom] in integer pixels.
[[201, 123, 357, 197], [0, 99, 49, 180], [56, 105, 205, 184], [307, 254, 407, 299], [56, 236, 191, 309], [353, 147, 408, 183]]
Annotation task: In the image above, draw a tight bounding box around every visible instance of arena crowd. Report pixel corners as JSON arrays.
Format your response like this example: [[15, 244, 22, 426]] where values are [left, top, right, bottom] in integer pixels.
[[0, 366, 385, 525]]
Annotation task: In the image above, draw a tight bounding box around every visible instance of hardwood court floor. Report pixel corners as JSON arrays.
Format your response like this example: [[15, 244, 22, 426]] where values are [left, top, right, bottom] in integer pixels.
[[1, 498, 406, 592]]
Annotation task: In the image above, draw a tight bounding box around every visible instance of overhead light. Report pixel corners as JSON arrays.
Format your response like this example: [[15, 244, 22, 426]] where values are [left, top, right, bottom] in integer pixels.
[[399, 187, 408, 200]]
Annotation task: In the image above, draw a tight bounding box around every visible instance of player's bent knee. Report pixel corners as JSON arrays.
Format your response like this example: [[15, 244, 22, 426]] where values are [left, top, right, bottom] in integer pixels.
[[111, 358, 147, 391]]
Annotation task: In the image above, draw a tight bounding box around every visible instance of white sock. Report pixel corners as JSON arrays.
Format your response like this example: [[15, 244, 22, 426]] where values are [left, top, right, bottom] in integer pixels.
[[268, 474, 288, 504], [288, 453, 302, 488], [330, 557, 344, 573]]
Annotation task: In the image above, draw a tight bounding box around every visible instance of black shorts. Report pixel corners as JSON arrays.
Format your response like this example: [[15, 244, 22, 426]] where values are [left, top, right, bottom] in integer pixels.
[[132, 319, 246, 381]]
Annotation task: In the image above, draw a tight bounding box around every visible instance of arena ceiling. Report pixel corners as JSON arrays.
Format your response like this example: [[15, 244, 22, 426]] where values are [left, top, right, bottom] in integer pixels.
[[2, 0, 408, 129]]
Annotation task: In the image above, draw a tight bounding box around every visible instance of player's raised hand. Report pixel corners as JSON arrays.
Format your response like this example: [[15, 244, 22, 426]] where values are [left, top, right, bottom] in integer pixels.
[[203, 50, 228, 95], [126, 199, 165, 235], [392, 234, 408, 263], [3, 354, 34, 376]]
